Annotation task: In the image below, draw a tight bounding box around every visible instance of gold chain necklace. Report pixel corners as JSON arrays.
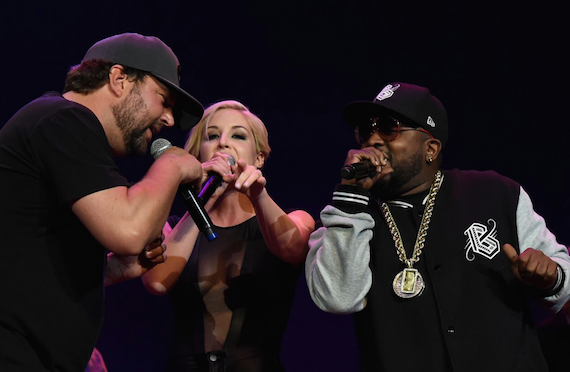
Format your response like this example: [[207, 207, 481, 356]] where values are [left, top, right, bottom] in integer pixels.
[[380, 170, 443, 299]]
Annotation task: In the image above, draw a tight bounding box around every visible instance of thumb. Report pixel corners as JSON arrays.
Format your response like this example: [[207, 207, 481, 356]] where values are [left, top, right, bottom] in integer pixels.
[[503, 243, 519, 264], [503, 243, 522, 281]]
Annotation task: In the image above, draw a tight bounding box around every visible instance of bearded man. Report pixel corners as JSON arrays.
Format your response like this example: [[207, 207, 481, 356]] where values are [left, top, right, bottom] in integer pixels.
[[305, 82, 570, 372], [0, 33, 204, 371]]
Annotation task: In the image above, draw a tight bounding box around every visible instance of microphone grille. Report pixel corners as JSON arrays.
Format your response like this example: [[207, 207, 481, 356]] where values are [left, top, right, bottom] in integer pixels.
[[228, 156, 236, 166], [150, 138, 172, 159]]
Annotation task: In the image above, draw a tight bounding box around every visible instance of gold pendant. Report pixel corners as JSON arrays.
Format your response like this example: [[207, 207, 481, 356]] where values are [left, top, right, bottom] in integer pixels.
[[393, 268, 425, 298]]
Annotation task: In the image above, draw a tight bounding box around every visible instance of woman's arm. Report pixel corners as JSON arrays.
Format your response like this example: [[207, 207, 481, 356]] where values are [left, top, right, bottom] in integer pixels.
[[251, 188, 315, 264], [141, 212, 200, 295], [233, 159, 315, 264]]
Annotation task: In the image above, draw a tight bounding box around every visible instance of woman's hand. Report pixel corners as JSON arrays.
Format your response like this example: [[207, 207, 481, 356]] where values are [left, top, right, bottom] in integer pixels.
[[199, 152, 236, 207], [200, 152, 235, 186], [233, 159, 266, 200]]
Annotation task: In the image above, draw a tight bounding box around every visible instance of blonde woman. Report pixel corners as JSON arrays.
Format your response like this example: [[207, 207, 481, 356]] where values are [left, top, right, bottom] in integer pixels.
[[142, 100, 314, 372]]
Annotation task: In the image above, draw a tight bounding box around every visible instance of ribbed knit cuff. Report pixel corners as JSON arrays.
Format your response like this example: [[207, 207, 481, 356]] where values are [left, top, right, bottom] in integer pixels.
[[331, 184, 370, 214]]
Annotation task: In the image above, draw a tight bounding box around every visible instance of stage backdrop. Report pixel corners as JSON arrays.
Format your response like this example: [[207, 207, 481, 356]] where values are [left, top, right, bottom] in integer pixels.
[[2, 1, 569, 371]]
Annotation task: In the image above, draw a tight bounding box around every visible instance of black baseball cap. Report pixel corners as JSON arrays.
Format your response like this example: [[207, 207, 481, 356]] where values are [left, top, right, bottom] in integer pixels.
[[82, 33, 204, 131], [342, 82, 448, 147]]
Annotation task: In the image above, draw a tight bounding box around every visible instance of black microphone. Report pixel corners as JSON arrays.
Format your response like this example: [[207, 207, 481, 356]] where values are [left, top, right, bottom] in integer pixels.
[[198, 156, 236, 205], [150, 138, 217, 241], [340, 160, 376, 180]]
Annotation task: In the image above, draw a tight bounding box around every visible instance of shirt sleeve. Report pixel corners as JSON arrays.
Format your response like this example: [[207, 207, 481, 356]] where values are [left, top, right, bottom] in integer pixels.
[[29, 106, 128, 205], [305, 184, 375, 313], [516, 186, 570, 312]]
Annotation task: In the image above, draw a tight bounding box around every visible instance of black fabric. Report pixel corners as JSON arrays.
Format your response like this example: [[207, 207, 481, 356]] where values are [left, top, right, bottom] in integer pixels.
[[166, 217, 298, 372], [0, 92, 128, 371], [354, 169, 548, 372], [167, 214, 183, 229], [332, 184, 370, 214]]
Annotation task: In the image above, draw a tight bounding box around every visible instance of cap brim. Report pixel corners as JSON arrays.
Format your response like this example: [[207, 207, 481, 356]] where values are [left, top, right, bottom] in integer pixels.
[[342, 101, 413, 127], [152, 73, 204, 131]]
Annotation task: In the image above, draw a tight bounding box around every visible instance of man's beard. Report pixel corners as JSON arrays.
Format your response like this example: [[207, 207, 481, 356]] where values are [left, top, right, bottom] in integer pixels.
[[112, 84, 152, 156], [370, 148, 424, 200]]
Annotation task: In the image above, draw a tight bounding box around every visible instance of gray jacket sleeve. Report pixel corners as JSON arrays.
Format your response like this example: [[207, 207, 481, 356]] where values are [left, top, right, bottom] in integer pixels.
[[305, 185, 570, 315], [516, 187, 570, 312], [305, 192, 375, 314]]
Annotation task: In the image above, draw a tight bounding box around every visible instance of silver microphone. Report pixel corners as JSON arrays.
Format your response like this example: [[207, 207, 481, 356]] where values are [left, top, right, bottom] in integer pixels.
[[150, 138, 217, 241]]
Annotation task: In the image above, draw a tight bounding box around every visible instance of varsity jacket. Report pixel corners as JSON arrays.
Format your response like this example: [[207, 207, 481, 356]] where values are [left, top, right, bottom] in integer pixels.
[[306, 169, 570, 372]]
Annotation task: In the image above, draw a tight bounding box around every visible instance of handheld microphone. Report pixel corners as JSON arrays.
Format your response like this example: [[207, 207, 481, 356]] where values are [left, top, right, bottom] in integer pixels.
[[198, 156, 236, 205], [340, 161, 376, 180], [150, 139, 217, 241]]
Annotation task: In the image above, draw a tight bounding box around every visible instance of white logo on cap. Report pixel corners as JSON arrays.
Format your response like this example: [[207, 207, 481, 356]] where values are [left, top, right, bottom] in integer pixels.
[[375, 84, 400, 101], [426, 116, 436, 127]]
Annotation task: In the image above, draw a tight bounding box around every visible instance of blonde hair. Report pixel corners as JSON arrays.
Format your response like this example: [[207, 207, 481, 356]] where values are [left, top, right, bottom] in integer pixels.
[[184, 100, 271, 164]]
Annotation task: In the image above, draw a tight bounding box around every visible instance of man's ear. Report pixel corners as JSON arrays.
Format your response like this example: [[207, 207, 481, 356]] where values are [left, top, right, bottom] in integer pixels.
[[108, 64, 128, 97], [426, 138, 442, 162]]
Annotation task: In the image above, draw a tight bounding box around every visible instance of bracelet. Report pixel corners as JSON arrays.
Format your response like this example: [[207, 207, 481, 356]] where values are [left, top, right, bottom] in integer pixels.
[[543, 265, 565, 297]]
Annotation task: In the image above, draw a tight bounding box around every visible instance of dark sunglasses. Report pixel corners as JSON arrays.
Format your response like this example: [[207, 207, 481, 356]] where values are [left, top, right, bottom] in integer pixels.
[[355, 116, 434, 144]]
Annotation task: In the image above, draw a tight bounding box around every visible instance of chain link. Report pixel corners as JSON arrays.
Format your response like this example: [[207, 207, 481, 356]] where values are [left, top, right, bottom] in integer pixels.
[[380, 170, 443, 268]]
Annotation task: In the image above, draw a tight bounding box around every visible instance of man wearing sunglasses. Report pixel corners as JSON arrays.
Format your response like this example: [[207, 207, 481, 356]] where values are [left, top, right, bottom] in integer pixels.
[[305, 82, 570, 372]]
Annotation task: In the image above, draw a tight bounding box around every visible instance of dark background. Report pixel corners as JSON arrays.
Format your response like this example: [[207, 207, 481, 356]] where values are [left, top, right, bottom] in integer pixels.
[[2, 1, 569, 371]]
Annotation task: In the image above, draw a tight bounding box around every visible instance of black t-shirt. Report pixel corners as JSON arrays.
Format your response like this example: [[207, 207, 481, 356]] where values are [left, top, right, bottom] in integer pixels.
[[0, 92, 128, 371]]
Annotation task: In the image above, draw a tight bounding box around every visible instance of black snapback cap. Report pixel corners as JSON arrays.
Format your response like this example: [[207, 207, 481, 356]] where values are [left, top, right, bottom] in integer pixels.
[[82, 33, 204, 131], [342, 82, 448, 147]]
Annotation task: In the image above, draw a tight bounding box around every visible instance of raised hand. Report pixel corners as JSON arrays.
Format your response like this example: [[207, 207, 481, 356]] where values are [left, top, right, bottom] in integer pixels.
[[233, 159, 267, 199], [503, 243, 559, 291]]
